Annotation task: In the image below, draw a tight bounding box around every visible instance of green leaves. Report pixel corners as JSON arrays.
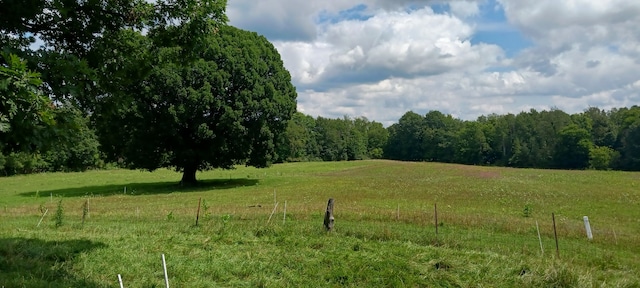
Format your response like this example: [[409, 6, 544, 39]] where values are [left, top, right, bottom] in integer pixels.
[[0, 115, 10, 133], [0, 52, 44, 103], [95, 24, 296, 182], [0, 52, 99, 174], [0, 52, 55, 153], [554, 124, 593, 169]]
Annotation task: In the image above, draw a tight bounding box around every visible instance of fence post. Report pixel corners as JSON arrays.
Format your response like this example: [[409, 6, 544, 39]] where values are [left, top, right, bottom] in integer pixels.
[[324, 198, 335, 231]]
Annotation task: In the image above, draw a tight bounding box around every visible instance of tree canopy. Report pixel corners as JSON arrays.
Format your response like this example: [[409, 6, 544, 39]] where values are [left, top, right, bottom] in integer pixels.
[[378, 106, 640, 171], [95, 25, 297, 184], [0, 52, 55, 153]]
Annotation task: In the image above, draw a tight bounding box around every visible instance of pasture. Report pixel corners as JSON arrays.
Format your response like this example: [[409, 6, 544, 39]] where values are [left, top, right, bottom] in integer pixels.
[[1, 160, 639, 287]]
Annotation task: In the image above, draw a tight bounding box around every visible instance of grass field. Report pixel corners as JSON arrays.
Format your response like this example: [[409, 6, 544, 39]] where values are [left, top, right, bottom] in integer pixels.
[[1, 160, 639, 287]]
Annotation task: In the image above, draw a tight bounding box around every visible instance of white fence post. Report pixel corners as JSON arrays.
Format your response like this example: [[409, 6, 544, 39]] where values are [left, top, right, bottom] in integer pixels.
[[583, 216, 593, 240], [162, 254, 169, 288]]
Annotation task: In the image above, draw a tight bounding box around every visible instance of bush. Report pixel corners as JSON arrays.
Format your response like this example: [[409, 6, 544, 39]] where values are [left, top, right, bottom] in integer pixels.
[[0, 152, 49, 176], [43, 107, 103, 172], [589, 146, 618, 170]]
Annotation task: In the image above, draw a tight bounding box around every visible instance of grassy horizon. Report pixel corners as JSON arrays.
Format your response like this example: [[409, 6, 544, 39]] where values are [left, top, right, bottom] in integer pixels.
[[1, 160, 639, 287]]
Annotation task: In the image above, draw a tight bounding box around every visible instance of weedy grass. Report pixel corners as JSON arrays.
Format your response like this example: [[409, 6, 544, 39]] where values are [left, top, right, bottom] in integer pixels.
[[0, 160, 639, 287]]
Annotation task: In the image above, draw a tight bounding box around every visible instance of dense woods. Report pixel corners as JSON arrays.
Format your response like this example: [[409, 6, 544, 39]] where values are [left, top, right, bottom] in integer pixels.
[[273, 113, 389, 163], [272, 106, 640, 171], [381, 107, 640, 170]]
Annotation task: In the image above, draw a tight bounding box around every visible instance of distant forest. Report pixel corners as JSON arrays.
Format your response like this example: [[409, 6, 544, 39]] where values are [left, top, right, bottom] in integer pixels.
[[2, 106, 640, 175], [274, 106, 640, 171]]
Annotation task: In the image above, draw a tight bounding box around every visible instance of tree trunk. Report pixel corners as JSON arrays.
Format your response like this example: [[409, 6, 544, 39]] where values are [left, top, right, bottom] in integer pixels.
[[181, 165, 198, 185]]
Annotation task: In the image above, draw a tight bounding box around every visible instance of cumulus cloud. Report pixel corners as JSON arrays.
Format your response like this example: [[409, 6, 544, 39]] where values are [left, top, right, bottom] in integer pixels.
[[499, 0, 640, 110], [227, 0, 440, 41], [275, 7, 505, 88], [226, 0, 320, 41], [449, 1, 481, 18], [228, 0, 640, 124], [298, 70, 533, 124], [498, 0, 640, 48]]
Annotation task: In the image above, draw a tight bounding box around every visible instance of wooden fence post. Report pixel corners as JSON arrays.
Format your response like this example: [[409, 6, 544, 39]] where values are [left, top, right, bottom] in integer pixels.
[[552, 213, 559, 258], [195, 198, 201, 226], [324, 198, 334, 231], [435, 203, 438, 235]]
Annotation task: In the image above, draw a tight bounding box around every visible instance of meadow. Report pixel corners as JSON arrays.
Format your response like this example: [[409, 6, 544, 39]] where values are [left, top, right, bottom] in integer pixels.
[[1, 160, 639, 287]]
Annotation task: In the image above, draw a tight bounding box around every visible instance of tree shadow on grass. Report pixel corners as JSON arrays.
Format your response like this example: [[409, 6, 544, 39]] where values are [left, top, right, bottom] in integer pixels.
[[20, 178, 259, 198], [0, 237, 107, 287]]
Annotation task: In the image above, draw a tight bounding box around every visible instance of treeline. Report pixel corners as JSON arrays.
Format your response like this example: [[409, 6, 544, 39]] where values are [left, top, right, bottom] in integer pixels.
[[2, 105, 640, 176], [274, 113, 389, 162], [0, 110, 390, 175], [275, 106, 640, 171]]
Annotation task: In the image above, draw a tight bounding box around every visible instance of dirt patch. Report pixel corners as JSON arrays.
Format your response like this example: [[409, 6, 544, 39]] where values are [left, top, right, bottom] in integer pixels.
[[315, 162, 388, 177], [444, 164, 502, 179], [470, 170, 501, 179]]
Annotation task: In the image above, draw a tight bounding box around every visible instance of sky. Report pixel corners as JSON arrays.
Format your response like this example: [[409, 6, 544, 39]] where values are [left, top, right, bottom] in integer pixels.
[[227, 0, 640, 125]]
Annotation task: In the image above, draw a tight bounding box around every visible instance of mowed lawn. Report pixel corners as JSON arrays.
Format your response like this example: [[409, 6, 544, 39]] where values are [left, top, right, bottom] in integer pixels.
[[1, 160, 639, 287]]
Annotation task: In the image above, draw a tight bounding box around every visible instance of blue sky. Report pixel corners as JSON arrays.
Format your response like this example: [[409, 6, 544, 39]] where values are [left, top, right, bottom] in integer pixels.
[[467, 1, 533, 57], [317, 4, 372, 24], [228, 0, 640, 125]]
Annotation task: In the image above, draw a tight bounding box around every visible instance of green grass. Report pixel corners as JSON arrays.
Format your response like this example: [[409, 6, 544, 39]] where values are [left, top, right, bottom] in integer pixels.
[[1, 160, 639, 287]]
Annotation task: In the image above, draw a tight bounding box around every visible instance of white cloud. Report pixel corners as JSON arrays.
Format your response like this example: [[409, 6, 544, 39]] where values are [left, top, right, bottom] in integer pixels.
[[449, 1, 481, 18], [227, 0, 319, 40], [274, 41, 332, 85], [275, 7, 505, 89], [298, 70, 534, 125], [498, 0, 640, 48], [228, 0, 640, 125], [227, 0, 437, 40], [496, 0, 640, 113]]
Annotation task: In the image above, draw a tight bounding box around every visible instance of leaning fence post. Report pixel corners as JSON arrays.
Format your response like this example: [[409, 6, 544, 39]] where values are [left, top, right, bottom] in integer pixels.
[[195, 198, 201, 226], [324, 198, 335, 231], [552, 213, 559, 258], [267, 202, 279, 224], [583, 216, 593, 240], [162, 254, 169, 288], [536, 220, 544, 255], [37, 209, 49, 227]]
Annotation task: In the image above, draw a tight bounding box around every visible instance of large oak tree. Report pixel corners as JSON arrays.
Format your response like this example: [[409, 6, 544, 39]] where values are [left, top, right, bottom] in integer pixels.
[[95, 25, 297, 184]]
